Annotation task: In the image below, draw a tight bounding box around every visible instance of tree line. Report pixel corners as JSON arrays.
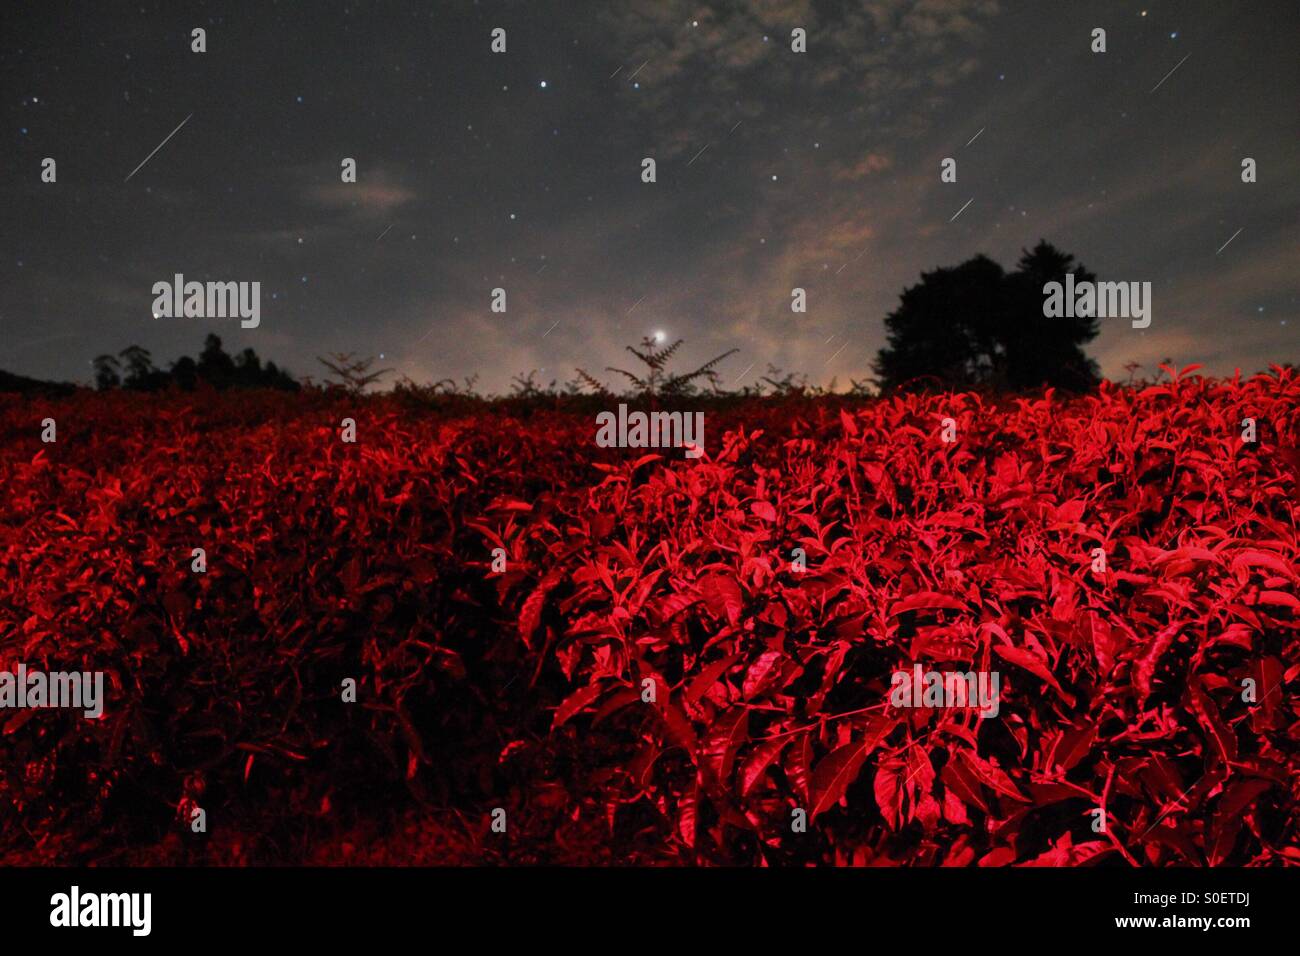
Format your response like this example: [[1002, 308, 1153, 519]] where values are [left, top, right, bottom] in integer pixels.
[[93, 334, 298, 391], [12, 241, 1254, 397]]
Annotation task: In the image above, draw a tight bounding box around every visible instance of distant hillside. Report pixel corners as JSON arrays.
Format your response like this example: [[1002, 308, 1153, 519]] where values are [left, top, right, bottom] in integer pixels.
[[0, 368, 78, 396]]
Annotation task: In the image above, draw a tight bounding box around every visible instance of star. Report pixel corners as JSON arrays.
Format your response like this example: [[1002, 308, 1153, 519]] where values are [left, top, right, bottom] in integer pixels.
[[539, 80, 547, 89]]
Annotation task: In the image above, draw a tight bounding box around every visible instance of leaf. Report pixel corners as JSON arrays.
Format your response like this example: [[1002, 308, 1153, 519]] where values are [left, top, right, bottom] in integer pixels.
[[839, 408, 859, 437], [1089, 613, 1125, 674], [978, 847, 1019, 867], [684, 653, 739, 707], [742, 650, 783, 699], [1258, 590, 1300, 609], [488, 498, 534, 512], [956, 749, 1028, 802], [1049, 723, 1097, 772], [677, 780, 700, 851], [518, 585, 547, 649], [658, 701, 699, 761], [1209, 778, 1271, 866], [941, 755, 990, 815], [701, 706, 749, 790], [657, 589, 700, 623], [698, 573, 743, 626], [888, 591, 967, 617], [1133, 623, 1180, 702], [1019, 838, 1113, 867], [942, 789, 969, 825], [993, 644, 1075, 707], [873, 758, 907, 830], [813, 718, 894, 821], [740, 737, 788, 797], [785, 733, 814, 804], [1186, 675, 1236, 764], [1231, 550, 1295, 580], [551, 681, 607, 730], [591, 688, 642, 726], [750, 500, 777, 523]]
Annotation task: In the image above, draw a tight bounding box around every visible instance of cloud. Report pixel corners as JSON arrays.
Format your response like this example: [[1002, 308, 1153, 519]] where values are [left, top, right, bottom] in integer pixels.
[[304, 167, 418, 217], [592, 0, 1000, 157], [835, 153, 893, 181]]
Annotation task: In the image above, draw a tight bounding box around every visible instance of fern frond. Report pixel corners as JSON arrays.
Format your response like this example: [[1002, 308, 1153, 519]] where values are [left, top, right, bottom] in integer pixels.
[[606, 367, 648, 390]]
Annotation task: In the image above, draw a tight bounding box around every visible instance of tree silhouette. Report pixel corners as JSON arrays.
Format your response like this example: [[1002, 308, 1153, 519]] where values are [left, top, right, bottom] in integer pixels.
[[169, 354, 198, 390], [92, 354, 121, 390], [873, 241, 1101, 393], [197, 333, 237, 386], [90, 335, 297, 391], [118, 345, 170, 390]]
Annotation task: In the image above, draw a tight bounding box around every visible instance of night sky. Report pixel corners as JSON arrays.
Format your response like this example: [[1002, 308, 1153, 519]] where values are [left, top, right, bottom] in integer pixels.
[[3, 0, 1296, 392]]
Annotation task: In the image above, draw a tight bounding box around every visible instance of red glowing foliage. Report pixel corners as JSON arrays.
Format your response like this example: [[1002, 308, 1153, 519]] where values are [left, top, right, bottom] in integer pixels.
[[1, 367, 1298, 865]]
